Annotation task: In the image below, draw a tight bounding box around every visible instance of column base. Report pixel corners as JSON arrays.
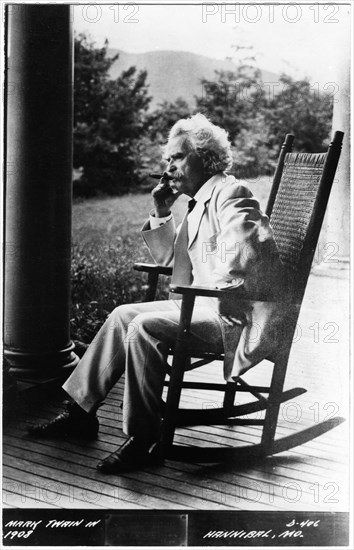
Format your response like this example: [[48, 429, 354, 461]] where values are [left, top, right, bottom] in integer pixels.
[[4, 341, 79, 383]]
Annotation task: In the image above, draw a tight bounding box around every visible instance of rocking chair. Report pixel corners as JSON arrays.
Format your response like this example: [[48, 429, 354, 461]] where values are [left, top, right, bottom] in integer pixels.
[[134, 130, 345, 462]]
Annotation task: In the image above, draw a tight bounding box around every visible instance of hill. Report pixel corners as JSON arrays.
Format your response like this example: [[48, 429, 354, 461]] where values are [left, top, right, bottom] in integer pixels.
[[108, 49, 279, 110]]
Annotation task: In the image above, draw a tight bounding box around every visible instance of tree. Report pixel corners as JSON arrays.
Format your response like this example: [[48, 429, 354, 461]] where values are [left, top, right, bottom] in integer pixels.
[[266, 74, 333, 153], [73, 34, 152, 196], [195, 67, 333, 177], [148, 97, 191, 140], [74, 34, 117, 128], [196, 65, 267, 142]]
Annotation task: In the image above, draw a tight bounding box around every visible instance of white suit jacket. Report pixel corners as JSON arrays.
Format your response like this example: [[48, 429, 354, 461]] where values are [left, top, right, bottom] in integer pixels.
[[142, 173, 296, 380]]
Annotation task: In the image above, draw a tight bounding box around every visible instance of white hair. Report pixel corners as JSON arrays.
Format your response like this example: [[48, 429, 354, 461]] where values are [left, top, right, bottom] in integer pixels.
[[166, 113, 233, 173]]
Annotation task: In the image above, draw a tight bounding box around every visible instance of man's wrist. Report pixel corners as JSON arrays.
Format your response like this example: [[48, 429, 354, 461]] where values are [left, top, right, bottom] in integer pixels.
[[149, 210, 172, 229], [155, 208, 171, 218]]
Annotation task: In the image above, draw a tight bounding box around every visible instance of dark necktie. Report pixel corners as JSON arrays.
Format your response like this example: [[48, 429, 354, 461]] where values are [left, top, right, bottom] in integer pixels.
[[188, 198, 196, 213]]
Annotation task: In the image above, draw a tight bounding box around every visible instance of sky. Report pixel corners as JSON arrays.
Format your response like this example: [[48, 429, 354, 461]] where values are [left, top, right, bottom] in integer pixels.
[[73, 2, 351, 88]]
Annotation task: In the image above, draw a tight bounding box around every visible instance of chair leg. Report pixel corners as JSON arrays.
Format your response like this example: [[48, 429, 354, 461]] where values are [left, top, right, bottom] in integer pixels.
[[261, 349, 290, 454], [223, 382, 237, 413]]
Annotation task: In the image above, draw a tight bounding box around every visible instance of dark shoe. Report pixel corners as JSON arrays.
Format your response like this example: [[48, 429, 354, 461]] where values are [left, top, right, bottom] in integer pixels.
[[27, 400, 99, 440], [96, 436, 157, 474]]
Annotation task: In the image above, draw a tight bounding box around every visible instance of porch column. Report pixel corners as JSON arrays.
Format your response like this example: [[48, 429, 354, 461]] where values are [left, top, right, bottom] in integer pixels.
[[4, 5, 79, 380], [318, 15, 350, 269]]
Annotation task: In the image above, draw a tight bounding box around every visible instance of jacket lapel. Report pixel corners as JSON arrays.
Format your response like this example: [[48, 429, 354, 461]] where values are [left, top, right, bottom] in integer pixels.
[[187, 175, 219, 249], [187, 199, 205, 249]]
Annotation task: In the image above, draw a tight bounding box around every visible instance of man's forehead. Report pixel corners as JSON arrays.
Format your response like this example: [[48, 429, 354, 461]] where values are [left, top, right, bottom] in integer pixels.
[[165, 136, 189, 156]]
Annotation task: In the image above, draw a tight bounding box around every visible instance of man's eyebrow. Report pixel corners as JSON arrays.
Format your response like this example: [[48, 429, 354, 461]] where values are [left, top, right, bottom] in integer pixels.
[[164, 151, 183, 161]]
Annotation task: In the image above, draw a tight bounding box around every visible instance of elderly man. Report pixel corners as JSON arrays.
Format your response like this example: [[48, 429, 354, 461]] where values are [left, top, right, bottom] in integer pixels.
[[29, 113, 285, 474]]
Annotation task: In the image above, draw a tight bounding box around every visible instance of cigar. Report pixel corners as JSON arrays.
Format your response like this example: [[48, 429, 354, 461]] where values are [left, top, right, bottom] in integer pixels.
[[149, 173, 174, 180]]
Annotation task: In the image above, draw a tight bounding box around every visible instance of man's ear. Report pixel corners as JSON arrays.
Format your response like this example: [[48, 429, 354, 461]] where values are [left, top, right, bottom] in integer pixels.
[[195, 146, 208, 165], [197, 147, 219, 173], [201, 149, 212, 165]]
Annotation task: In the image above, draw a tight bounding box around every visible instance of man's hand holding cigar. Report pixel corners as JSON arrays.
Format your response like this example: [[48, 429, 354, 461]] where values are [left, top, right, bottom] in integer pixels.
[[150, 172, 181, 218]]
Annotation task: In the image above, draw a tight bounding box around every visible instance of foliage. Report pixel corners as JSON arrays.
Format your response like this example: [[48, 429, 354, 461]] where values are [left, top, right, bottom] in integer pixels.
[[74, 34, 116, 127], [232, 115, 279, 178], [148, 97, 191, 140], [196, 66, 267, 142], [71, 241, 149, 342], [265, 74, 333, 152], [194, 66, 333, 177], [73, 34, 151, 197]]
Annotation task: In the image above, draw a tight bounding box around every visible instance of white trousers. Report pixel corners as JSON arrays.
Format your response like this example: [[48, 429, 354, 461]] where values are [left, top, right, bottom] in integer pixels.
[[63, 300, 224, 443]]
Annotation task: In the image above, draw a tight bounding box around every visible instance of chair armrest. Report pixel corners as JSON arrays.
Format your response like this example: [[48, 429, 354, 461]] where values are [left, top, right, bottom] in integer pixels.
[[170, 283, 292, 303], [169, 283, 245, 298], [133, 262, 173, 276]]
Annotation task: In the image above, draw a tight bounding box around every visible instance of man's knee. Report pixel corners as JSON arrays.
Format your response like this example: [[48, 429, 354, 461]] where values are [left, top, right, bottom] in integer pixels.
[[109, 303, 135, 326], [126, 312, 170, 344], [126, 312, 153, 341]]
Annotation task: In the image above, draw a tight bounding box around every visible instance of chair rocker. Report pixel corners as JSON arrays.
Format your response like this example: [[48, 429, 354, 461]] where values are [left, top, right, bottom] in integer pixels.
[[134, 130, 345, 463]]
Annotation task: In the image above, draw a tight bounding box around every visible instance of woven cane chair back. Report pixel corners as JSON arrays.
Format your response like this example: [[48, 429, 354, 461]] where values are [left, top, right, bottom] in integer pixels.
[[268, 132, 343, 302], [270, 152, 326, 271]]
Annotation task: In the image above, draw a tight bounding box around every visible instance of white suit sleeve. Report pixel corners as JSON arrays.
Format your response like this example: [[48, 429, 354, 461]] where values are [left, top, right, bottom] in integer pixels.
[[213, 185, 281, 295], [141, 215, 176, 267]]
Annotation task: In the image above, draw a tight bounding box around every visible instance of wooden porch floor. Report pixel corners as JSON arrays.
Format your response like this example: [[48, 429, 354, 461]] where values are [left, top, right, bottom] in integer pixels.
[[2, 269, 350, 511]]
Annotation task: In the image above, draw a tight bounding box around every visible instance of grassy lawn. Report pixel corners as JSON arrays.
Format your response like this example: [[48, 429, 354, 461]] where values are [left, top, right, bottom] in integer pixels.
[[71, 177, 272, 343]]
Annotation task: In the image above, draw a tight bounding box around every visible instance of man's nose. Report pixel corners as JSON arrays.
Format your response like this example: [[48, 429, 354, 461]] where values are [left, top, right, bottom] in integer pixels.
[[167, 160, 176, 172]]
